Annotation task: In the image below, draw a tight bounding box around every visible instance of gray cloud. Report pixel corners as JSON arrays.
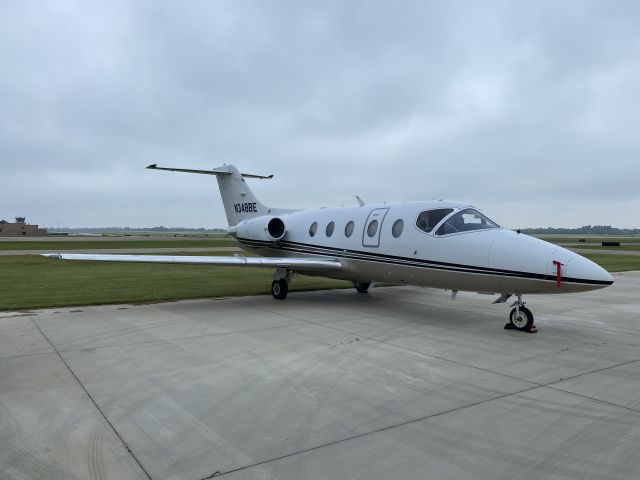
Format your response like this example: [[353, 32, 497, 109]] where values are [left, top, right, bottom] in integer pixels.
[[1, 0, 639, 228]]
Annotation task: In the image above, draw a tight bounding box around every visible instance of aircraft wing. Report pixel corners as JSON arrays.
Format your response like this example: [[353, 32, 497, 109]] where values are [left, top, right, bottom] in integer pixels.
[[41, 253, 342, 271]]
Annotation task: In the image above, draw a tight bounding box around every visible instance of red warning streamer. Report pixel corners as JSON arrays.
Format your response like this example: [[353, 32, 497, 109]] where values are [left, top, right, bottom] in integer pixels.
[[553, 260, 564, 288]]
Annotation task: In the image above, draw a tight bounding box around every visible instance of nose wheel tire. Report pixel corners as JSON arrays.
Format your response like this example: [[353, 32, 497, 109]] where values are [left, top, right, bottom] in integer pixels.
[[509, 306, 534, 331], [271, 279, 289, 300], [354, 282, 371, 293]]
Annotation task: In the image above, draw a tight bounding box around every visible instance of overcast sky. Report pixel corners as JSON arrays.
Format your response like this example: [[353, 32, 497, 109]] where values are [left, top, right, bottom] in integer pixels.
[[1, 0, 639, 229]]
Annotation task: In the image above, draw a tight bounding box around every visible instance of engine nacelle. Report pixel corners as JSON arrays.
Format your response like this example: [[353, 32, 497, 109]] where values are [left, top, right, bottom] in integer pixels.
[[265, 217, 286, 241], [235, 216, 287, 242]]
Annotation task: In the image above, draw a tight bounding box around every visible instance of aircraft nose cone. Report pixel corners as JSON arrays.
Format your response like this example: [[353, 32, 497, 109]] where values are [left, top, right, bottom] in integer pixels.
[[565, 254, 614, 286]]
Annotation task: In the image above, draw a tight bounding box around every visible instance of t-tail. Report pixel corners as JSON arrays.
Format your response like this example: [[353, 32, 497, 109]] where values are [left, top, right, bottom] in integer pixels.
[[146, 164, 293, 226]]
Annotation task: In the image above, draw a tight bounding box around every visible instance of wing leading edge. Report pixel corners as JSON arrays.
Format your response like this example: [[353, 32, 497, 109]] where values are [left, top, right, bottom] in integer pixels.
[[41, 253, 342, 271]]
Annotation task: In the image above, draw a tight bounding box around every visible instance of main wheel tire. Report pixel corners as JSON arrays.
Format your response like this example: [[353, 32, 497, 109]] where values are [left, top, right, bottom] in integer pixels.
[[354, 282, 371, 293], [271, 279, 288, 300], [509, 306, 534, 331]]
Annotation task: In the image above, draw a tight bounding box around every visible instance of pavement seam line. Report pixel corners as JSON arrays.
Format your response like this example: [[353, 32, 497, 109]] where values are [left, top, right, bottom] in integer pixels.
[[265, 307, 539, 386], [267, 307, 640, 416], [543, 385, 640, 415], [212, 383, 544, 478], [332, 324, 640, 414], [0, 350, 57, 361], [29, 317, 154, 480], [260, 304, 640, 413], [543, 357, 640, 386], [210, 354, 640, 478]]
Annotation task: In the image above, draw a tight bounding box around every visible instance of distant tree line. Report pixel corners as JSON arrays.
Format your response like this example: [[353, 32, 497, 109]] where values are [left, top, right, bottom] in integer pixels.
[[48, 226, 228, 233], [40, 225, 640, 235], [522, 225, 640, 235]]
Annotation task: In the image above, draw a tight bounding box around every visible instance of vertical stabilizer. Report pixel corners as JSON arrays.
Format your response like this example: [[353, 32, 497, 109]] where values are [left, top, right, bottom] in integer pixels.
[[214, 165, 271, 226], [146, 164, 293, 226]]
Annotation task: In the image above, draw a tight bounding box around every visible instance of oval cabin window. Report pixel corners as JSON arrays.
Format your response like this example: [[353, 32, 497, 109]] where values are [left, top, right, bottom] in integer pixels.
[[344, 221, 355, 238], [326, 221, 335, 237], [367, 220, 379, 238], [392, 219, 404, 238], [309, 222, 318, 237]]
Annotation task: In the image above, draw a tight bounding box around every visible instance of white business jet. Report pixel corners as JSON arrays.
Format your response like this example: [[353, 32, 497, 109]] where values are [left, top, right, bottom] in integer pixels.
[[44, 164, 613, 332]]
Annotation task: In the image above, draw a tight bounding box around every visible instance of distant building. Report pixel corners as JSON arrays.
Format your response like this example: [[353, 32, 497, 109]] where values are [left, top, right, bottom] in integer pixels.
[[0, 217, 48, 236]]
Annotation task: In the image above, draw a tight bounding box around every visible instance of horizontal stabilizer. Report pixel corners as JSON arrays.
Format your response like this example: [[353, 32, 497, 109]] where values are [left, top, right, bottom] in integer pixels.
[[146, 164, 273, 179], [41, 253, 342, 271]]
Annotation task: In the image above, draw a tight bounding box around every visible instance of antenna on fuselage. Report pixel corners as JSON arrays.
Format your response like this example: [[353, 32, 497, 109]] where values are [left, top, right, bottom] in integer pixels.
[[355, 195, 365, 207]]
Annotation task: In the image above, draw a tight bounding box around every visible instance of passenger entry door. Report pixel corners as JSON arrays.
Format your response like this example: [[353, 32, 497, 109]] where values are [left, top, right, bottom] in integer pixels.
[[362, 208, 389, 247]]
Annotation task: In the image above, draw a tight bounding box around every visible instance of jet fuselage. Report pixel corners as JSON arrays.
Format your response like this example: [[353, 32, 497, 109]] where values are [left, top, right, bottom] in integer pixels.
[[232, 200, 613, 295]]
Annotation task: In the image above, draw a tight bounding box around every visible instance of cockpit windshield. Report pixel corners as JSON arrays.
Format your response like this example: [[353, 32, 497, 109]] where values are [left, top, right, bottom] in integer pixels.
[[416, 208, 454, 233], [435, 208, 499, 236]]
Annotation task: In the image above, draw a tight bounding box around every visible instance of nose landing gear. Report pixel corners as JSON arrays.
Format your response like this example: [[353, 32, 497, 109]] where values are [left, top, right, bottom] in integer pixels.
[[504, 294, 537, 333]]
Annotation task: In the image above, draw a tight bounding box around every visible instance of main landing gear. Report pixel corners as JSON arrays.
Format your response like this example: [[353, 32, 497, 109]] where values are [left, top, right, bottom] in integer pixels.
[[271, 279, 288, 300], [271, 269, 294, 300], [354, 281, 371, 293], [504, 294, 537, 333]]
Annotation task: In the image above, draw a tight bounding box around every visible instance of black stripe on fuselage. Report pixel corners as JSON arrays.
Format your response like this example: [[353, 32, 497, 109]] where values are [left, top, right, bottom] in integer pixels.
[[236, 237, 613, 286]]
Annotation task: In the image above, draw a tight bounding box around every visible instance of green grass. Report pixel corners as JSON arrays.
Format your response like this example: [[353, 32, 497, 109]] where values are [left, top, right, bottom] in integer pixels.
[[2, 251, 638, 312], [0, 239, 237, 251], [568, 245, 640, 251], [0, 255, 353, 311], [535, 235, 640, 244], [579, 254, 640, 273]]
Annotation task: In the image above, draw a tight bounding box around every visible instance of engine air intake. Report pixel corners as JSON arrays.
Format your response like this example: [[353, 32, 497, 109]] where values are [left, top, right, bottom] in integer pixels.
[[267, 217, 286, 241]]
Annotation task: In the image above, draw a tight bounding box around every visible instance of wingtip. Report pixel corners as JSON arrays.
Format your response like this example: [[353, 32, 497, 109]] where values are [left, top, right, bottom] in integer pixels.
[[146, 164, 157, 169], [41, 253, 62, 259]]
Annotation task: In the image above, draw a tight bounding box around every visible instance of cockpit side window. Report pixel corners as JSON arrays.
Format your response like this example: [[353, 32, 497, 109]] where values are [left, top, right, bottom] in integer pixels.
[[416, 208, 454, 233], [435, 208, 499, 236]]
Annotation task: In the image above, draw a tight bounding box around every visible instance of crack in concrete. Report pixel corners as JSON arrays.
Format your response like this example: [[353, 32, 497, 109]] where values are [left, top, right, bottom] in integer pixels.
[[29, 317, 154, 480]]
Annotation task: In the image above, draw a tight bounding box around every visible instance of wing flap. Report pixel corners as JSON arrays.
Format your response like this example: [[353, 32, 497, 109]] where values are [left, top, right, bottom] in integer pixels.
[[41, 253, 342, 270]]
